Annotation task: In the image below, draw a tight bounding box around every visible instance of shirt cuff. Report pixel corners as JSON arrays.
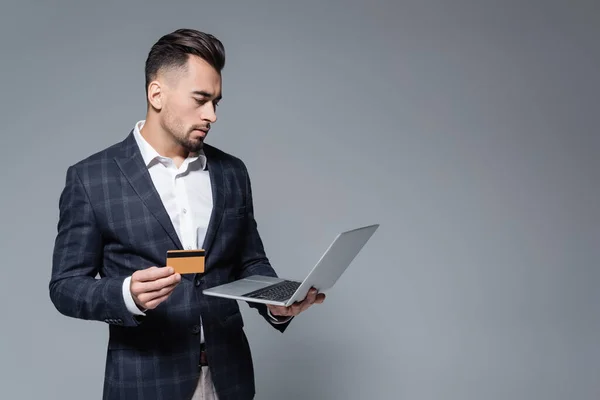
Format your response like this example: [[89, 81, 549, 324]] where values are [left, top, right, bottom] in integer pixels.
[[267, 307, 292, 324], [122, 276, 146, 316]]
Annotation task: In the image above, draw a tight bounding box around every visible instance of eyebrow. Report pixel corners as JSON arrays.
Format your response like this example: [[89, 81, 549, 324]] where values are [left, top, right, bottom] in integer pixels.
[[192, 90, 222, 101]]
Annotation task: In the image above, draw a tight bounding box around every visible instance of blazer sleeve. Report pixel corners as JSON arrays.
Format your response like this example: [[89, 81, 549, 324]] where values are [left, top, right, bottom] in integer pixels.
[[49, 165, 142, 327], [235, 162, 293, 332]]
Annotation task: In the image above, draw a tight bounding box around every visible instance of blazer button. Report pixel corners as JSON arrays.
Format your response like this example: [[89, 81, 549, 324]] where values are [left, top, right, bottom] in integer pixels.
[[195, 278, 202, 287], [191, 325, 201, 335]]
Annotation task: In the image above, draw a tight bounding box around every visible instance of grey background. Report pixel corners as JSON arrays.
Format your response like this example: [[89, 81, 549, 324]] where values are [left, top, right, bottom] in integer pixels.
[[0, 0, 598, 399]]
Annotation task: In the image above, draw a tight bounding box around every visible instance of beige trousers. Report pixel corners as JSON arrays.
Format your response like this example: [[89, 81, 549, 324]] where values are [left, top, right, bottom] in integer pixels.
[[191, 367, 219, 400]]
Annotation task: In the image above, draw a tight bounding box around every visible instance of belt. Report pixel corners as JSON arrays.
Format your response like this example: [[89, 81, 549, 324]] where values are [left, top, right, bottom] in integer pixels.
[[199, 343, 208, 367]]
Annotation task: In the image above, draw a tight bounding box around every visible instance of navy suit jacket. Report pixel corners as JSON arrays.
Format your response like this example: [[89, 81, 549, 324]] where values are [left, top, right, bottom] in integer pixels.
[[49, 131, 291, 400]]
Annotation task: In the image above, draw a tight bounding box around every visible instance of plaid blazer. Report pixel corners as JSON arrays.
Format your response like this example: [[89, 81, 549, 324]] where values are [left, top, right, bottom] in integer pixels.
[[49, 131, 291, 400]]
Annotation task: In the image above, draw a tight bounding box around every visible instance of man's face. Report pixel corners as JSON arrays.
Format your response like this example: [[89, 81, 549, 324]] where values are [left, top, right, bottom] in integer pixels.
[[158, 55, 222, 153]]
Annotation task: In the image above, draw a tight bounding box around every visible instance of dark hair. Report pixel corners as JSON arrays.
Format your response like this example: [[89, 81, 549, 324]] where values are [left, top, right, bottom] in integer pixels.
[[144, 28, 225, 95]]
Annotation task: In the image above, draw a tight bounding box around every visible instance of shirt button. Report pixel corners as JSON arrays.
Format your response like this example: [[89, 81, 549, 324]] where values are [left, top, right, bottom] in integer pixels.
[[182, 208, 187, 214], [187, 246, 192, 250]]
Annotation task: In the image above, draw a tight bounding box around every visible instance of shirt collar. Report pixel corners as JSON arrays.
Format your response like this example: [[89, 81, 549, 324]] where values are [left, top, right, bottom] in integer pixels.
[[132, 120, 207, 170]]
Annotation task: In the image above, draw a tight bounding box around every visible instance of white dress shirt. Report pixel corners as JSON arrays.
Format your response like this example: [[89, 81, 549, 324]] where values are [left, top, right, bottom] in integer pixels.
[[122, 120, 212, 342], [121, 120, 288, 346]]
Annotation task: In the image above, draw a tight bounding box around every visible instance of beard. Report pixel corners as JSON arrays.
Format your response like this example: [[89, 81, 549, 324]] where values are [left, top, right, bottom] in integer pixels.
[[161, 109, 205, 153], [173, 131, 204, 153]]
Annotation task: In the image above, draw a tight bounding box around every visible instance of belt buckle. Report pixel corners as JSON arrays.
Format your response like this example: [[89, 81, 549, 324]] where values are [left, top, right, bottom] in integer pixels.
[[199, 346, 208, 367]]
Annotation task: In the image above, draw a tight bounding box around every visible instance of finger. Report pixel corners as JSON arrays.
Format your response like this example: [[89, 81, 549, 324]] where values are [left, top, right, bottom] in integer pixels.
[[299, 289, 317, 307], [307, 288, 318, 303], [137, 282, 178, 303], [299, 298, 314, 313], [291, 302, 304, 316], [279, 306, 294, 317], [293, 290, 321, 314], [315, 293, 326, 304], [144, 292, 171, 310], [134, 266, 176, 283], [133, 273, 181, 293]]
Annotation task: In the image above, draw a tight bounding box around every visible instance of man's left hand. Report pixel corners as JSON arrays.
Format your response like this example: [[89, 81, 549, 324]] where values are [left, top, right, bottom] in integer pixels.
[[267, 288, 326, 318]]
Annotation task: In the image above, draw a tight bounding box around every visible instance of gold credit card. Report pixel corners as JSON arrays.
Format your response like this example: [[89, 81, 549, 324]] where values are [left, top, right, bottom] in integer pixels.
[[166, 249, 205, 274]]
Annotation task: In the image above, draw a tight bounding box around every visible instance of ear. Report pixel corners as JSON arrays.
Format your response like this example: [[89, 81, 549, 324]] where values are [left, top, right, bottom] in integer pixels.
[[147, 80, 163, 110]]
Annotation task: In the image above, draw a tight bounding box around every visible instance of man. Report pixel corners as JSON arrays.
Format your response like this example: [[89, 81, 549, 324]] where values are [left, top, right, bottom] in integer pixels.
[[49, 28, 325, 400]]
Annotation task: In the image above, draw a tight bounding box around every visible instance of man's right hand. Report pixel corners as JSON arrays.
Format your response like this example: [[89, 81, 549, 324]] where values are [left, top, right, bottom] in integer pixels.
[[130, 266, 181, 310]]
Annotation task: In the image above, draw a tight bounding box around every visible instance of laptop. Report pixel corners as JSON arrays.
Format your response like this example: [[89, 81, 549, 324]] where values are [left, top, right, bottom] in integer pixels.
[[202, 224, 379, 306]]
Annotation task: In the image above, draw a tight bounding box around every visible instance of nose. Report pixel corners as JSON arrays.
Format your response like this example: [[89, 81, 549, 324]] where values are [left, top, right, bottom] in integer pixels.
[[201, 103, 217, 124]]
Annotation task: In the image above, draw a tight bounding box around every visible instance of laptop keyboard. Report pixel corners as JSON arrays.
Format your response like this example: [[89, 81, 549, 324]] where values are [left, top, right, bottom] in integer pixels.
[[243, 280, 302, 302]]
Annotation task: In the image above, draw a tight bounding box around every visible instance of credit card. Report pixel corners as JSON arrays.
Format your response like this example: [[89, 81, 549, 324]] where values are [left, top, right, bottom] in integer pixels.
[[166, 249, 205, 274]]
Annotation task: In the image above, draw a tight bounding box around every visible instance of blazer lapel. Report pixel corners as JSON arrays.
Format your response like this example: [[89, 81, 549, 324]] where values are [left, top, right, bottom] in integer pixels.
[[114, 132, 183, 251], [201, 146, 225, 260]]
